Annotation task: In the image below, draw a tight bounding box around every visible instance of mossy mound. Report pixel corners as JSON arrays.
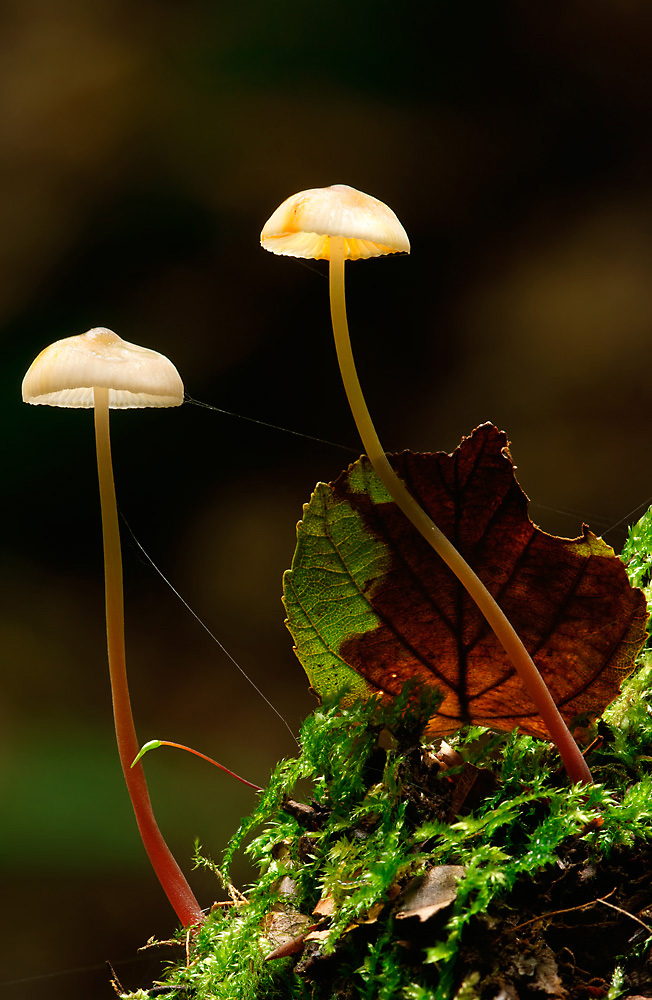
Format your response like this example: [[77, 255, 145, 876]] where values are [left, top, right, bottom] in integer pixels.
[[121, 665, 652, 1000]]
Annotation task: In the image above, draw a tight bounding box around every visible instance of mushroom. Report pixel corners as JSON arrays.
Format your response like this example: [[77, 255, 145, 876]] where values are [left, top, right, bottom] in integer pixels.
[[261, 185, 591, 785], [22, 327, 204, 925]]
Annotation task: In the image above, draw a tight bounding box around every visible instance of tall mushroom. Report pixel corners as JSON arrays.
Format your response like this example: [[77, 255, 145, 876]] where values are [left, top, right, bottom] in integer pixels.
[[22, 327, 203, 925], [261, 184, 592, 786]]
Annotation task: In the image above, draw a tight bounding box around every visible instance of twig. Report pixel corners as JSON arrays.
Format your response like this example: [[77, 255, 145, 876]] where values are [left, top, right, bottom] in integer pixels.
[[107, 961, 126, 997], [596, 898, 652, 936], [505, 889, 617, 934]]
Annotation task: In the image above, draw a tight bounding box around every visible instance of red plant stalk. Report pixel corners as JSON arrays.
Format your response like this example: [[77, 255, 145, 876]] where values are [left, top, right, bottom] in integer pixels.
[[132, 740, 263, 792]]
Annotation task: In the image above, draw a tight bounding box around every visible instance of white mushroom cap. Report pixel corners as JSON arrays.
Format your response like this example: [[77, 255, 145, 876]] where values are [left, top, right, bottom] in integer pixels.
[[260, 184, 410, 261], [22, 328, 184, 408]]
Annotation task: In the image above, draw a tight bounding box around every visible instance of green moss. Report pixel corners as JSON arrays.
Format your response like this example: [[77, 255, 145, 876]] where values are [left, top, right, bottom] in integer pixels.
[[120, 669, 652, 999]]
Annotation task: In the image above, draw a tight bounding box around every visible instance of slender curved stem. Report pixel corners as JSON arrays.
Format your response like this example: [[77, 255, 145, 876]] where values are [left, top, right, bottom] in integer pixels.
[[93, 387, 204, 925], [327, 237, 592, 785], [133, 740, 263, 792]]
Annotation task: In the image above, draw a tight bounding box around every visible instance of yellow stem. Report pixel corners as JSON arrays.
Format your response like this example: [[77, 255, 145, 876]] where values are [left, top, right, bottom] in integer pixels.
[[328, 237, 592, 785], [93, 387, 204, 924]]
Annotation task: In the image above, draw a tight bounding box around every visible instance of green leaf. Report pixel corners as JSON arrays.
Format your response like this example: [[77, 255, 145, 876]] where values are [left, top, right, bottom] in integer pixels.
[[282, 480, 384, 701]]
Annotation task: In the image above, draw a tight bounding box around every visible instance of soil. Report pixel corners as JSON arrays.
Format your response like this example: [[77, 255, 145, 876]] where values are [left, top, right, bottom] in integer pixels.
[[461, 840, 652, 999]]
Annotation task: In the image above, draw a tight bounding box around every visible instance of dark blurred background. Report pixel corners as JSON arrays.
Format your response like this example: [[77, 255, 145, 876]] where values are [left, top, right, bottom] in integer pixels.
[[3, 1, 652, 996]]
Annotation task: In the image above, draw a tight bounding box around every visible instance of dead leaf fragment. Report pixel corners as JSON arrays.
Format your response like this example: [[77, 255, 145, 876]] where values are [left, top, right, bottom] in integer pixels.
[[262, 908, 312, 945], [435, 740, 465, 770], [312, 895, 336, 918], [262, 909, 317, 961], [395, 865, 465, 922], [304, 928, 331, 943]]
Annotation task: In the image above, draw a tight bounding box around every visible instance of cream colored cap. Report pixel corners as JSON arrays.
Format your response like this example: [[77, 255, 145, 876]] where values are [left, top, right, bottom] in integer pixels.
[[260, 184, 410, 261], [22, 327, 184, 408]]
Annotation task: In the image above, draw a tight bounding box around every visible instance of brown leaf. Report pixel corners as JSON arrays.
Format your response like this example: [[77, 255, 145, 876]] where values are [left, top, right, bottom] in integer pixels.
[[395, 865, 465, 922], [262, 909, 316, 961], [303, 928, 331, 943], [329, 424, 648, 737], [312, 895, 336, 918]]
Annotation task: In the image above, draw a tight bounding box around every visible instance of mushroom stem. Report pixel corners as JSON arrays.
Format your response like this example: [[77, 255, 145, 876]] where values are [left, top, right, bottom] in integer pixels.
[[93, 386, 204, 925], [328, 236, 592, 786]]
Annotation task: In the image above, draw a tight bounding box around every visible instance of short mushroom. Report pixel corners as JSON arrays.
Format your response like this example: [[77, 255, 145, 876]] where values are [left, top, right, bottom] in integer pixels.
[[261, 185, 592, 785], [22, 327, 203, 925]]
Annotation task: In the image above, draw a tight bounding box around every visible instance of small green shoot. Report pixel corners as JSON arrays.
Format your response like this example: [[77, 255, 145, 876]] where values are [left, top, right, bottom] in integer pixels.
[[131, 739, 263, 791]]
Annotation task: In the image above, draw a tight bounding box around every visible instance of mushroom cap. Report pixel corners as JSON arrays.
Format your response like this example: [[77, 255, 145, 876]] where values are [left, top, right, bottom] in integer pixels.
[[22, 328, 184, 408], [260, 184, 410, 260]]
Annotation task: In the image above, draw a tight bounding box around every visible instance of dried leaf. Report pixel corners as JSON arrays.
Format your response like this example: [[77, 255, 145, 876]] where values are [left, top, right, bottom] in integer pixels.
[[262, 909, 316, 961], [395, 865, 465, 922], [303, 928, 331, 943], [284, 424, 647, 737], [312, 895, 336, 918]]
